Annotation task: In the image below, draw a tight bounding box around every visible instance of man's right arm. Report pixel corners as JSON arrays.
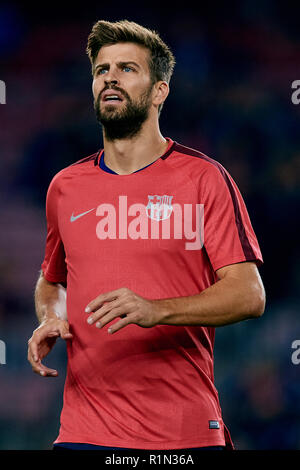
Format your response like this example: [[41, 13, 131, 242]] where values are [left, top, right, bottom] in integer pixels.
[[35, 271, 67, 323], [27, 271, 73, 377]]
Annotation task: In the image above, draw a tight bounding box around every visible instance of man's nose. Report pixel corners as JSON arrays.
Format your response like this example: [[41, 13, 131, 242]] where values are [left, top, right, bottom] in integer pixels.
[[104, 78, 118, 87], [104, 67, 119, 86]]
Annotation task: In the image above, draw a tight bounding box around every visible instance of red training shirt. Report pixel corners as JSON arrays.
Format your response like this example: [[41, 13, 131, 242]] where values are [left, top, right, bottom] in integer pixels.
[[41, 137, 263, 449]]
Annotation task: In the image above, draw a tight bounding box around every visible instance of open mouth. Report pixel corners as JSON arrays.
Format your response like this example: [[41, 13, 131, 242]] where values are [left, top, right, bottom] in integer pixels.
[[101, 90, 124, 103], [104, 95, 123, 102]]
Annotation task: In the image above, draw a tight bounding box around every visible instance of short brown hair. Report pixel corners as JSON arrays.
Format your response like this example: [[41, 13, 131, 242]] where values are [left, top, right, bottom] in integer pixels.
[[86, 19, 175, 86]]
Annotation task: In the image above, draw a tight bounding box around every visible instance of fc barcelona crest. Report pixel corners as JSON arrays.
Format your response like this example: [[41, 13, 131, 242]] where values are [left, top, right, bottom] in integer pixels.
[[146, 195, 173, 221]]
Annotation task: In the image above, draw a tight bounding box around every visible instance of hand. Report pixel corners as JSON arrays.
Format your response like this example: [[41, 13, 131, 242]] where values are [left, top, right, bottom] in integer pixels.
[[27, 317, 73, 377], [85, 287, 161, 334]]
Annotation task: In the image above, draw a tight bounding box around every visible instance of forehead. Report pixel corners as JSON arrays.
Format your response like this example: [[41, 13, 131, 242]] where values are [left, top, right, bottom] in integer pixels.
[[95, 42, 150, 69]]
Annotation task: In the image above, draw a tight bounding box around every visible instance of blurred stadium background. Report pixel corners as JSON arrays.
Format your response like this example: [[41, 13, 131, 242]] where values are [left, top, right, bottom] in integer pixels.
[[0, 1, 299, 449]]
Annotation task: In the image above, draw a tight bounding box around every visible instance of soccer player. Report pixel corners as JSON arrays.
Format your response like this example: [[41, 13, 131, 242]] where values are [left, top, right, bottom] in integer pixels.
[[27, 20, 265, 451]]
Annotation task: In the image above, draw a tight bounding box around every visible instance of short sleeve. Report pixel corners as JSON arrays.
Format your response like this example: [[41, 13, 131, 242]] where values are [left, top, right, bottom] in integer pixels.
[[201, 163, 263, 272], [41, 175, 68, 283]]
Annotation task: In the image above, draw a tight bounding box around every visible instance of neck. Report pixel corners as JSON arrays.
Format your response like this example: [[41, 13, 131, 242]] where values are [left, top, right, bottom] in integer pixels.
[[101, 118, 168, 174]]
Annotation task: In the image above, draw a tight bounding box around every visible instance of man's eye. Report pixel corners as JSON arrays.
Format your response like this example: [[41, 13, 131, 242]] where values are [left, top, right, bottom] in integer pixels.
[[96, 68, 107, 75], [123, 66, 133, 72]]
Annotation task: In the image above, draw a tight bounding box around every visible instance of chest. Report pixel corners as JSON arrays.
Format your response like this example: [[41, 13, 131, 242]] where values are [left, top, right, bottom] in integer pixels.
[[58, 174, 204, 259]]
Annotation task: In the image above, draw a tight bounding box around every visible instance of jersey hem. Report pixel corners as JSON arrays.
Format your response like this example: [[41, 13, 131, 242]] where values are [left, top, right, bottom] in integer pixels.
[[53, 433, 226, 450]]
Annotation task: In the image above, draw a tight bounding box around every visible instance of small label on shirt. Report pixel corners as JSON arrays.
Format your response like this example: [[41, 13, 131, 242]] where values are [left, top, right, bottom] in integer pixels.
[[209, 420, 220, 429]]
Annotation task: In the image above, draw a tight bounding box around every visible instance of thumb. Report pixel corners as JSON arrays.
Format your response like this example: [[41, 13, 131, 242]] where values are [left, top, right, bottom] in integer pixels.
[[59, 321, 73, 339]]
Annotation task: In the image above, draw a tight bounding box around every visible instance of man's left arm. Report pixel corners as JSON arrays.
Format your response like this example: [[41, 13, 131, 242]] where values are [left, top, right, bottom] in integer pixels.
[[85, 261, 265, 334]]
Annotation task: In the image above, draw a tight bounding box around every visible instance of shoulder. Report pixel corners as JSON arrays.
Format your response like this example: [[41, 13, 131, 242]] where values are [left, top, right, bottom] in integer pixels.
[[69, 151, 101, 168], [168, 140, 230, 183], [47, 150, 101, 191]]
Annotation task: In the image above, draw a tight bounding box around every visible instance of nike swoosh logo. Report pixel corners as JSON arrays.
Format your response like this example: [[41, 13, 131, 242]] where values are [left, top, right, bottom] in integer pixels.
[[70, 208, 95, 222]]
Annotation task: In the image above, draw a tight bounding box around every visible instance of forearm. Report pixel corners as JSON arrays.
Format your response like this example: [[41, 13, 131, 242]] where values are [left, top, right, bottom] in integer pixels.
[[29, 272, 71, 377], [84, 262, 265, 334], [34, 271, 66, 323], [156, 274, 265, 327]]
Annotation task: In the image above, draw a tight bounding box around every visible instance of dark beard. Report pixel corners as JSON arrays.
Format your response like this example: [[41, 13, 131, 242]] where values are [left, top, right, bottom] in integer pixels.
[[94, 86, 152, 141]]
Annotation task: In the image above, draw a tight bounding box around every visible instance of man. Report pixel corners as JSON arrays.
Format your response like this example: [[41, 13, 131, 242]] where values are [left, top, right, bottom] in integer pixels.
[[27, 20, 265, 451]]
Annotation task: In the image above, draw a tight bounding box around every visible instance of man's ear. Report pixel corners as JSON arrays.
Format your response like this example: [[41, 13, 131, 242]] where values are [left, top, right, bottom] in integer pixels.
[[152, 81, 169, 107]]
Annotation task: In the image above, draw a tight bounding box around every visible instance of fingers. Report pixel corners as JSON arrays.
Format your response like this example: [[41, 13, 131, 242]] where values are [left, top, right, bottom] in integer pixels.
[[86, 298, 125, 325], [27, 319, 73, 377], [85, 287, 130, 313], [28, 336, 41, 363], [85, 288, 145, 334], [28, 329, 58, 363], [90, 307, 128, 329], [38, 320, 73, 343], [58, 321, 73, 340], [107, 316, 132, 335], [27, 349, 58, 377]]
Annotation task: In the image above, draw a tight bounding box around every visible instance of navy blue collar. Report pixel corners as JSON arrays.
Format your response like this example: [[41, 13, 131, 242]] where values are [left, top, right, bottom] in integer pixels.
[[99, 152, 156, 175]]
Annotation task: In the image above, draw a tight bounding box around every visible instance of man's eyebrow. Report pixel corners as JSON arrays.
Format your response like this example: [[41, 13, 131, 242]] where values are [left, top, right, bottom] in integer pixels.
[[94, 63, 109, 70], [118, 61, 141, 69], [94, 61, 141, 71]]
